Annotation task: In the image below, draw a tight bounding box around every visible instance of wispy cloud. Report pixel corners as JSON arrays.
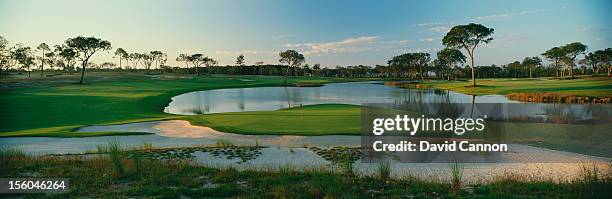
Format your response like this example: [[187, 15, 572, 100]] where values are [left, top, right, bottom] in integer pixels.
[[429, 26, 451, 33], [484, 34, 538, 48], [285, 36, 410, 55], [276, 34, 296, 39], [415, 22, 454, 33], [215, 50, 275, 56], [577, 27, 610, 32], [415, 22, 455, 27], [393, 48, 439, 54], [419, 37, 440, 42], [469, 9, 550, 21]]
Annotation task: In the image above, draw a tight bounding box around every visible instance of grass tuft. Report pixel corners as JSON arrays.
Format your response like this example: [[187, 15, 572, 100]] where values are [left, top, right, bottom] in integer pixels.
[[377, 160, 391, 182], [105, 139, 126, 177], [450, 161, 464, 193], [215, 139, 234, 147]]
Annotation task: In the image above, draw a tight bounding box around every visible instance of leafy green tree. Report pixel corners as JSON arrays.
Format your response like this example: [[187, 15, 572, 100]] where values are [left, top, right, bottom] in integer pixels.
[[100, 62, 116, 69], [54, 45, 78, 72], [176, 54, 190, 68], [0, 36, 9, 78], [36, 43, 50, 78], [12, 44, 35, 78], [588, 48, 612, 77], [114, 48, 128, 69], [560, 42, 587, 78], [278, 50, 305, 84], [412, 53, 430, 81], [521, 56, 542, 78], [388, 53, 412, 78], [604, 48, 612, 77], [435, 48, 466, 80], [65, 36, 111, 84], [129, 53, 141, 68], [302, 64, 311, 76], [140, 52, 154, 70], [157, 52, 168, 71], [388, 52, 430, 80], [204, 56, 217, 76], [505, 61, 523, 78], [236, 54, 245, 66], [542, 47, 565, 77], [442, 23, 494, 86], [582, 52, 600, 76], [149, 50, 164, 69], [43, 51, 56, 71], [313, 63, 321, 77], [188, 53, 208, 76]]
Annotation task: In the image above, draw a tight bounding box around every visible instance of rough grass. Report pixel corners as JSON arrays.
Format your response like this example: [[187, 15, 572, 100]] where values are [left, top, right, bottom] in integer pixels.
[[1, 147, 610, 198], [419, 77, 612, 97]]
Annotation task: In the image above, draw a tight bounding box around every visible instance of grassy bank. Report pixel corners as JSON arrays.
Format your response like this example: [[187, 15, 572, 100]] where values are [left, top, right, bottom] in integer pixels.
[[186, 104, 361, 135], [1, 147, 610, 198], [417, 77, 612, 97], [0, 72, 372, 137]]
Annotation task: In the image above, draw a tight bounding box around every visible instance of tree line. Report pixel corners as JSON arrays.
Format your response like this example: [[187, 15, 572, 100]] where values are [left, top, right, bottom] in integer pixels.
[[1, 24, 610, 85]]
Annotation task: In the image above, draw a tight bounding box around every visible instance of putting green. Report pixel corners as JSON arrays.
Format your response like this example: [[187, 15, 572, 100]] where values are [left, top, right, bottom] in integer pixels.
[[186, 104, 361, 136]]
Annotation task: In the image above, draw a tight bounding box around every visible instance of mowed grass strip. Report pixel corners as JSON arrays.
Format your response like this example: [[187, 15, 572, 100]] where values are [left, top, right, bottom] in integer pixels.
[[186, 104, 361, 136], [420, 77, 612, 97]]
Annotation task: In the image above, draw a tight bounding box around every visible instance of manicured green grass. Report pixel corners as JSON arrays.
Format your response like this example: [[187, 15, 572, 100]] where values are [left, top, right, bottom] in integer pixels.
[[0, 72, 370, 137], [1, 147, 610, 198], [2, 73, 609, 138], [186, 104, 361, 135], [419, 77, 612, 97]]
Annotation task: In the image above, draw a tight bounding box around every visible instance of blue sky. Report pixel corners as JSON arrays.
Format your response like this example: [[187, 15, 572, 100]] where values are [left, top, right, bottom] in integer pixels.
[[0, 0, 610, 67]]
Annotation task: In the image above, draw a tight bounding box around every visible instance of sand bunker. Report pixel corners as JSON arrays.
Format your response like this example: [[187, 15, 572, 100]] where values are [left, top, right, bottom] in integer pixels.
[[153, 120, 226, 138]]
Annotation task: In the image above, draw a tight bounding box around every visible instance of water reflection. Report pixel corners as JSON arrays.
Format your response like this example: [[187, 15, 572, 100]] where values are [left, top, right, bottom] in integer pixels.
[[164, 82, 514, 115]]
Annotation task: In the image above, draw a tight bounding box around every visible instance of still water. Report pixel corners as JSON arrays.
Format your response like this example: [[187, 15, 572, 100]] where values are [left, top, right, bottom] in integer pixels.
[[164, 82, 514, 115]]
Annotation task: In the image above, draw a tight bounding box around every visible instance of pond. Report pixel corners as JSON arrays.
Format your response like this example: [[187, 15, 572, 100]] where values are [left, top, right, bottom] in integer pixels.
[[164, 81, 515, 115], [164, 81, 604, 121]]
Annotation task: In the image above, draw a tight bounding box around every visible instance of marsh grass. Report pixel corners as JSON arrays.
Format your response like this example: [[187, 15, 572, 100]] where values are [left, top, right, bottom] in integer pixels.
[[0, 147, 30, 172], [376, 160, 391, 182], [450, 161, 464, 193], [142, 141, 153, 150], [129, 152, 143, 177], [338, 153, 354, 176], [215, 139, 234, 147], [278, 164, 294, 176], [2, 146, 611, 198], [0, 147, 26, 159], [103, 139, 125, 177], [573, 162, 611, 196]]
